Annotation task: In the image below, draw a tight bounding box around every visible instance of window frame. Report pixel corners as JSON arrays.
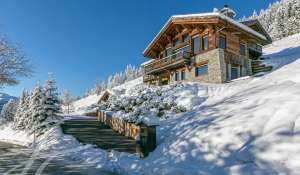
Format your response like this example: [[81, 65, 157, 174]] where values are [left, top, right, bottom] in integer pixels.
[[219, 35, 226, 49], [202, 35, 209, 51], [240, 42, 246, 56], [181, 70, 185, 80], [195, 64, 208, 77], [175, 71, 180, 81], [192, 35, 200, 55]]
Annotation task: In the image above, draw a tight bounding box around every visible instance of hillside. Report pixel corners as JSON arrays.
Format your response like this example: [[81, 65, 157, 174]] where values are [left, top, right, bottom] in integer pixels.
[[5, 34, 300, 175], [0, 93, 17, 111], [245, 0, 300, 40], [107, 33, 300, 175]]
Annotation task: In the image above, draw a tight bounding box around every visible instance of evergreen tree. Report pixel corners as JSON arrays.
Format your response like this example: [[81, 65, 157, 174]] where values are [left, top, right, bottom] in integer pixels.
[[37, 74, 61, 133], [14, 90, 30, 130], [28, 83, 44, 131], [0, 99, 18, 123]]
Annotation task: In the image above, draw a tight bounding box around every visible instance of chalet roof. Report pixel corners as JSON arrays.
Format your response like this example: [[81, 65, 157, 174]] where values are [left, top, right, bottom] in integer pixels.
[[143, 12, 270, 57], [241, 19, 272, 42]]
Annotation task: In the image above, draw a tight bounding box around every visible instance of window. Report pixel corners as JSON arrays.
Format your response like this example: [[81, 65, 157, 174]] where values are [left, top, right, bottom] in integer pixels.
[[183, 34, 189, 43], [231, 67, 239, 80], [202, 35, 209, 50], [192, 35, 200, 55], [240, 43, 246, 56], [175, 71, 179, 81], [165, 47, 172, 57], [219, 36, 226, 49], [195, 64, 208, 76], [181, 70, 185, 80]]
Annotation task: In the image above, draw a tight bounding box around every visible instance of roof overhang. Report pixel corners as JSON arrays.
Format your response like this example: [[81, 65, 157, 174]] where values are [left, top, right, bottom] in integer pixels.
[[143, 12, 270, 58]]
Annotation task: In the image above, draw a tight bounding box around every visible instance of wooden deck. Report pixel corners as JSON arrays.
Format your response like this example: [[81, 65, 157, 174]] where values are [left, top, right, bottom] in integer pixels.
[[61, 119, 138, 154]]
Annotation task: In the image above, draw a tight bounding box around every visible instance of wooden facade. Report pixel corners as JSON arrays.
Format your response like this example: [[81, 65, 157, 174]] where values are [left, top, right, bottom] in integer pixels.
[[142, 9, 271, 85]]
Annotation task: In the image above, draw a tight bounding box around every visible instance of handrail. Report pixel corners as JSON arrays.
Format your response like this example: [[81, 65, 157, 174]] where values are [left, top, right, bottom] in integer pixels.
[[143, 49, 190, 68]]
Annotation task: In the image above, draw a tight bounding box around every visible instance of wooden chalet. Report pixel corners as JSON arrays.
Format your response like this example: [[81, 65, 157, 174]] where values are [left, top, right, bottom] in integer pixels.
[[142, 5, 272, 85]]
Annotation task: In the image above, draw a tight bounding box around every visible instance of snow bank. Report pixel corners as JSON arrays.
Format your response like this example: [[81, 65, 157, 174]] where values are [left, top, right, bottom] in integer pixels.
[[0, 123, 33, 146], [70, 93, 102, 115], [112, 34, 300, 175], [263, 33, 300, 69], [112, 77, 143, 95], [35, 126, 115, 171]]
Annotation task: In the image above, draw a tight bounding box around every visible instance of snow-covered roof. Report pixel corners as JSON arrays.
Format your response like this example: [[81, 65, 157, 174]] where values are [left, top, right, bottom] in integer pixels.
[[143, 12, 268, 56]]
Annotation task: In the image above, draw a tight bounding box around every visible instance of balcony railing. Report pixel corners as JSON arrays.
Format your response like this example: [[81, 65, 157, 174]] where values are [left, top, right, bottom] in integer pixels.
[[143, 49, 190, 74]]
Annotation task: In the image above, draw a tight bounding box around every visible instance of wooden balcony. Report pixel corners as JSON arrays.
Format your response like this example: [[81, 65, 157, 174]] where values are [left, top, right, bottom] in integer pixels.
[[143, 74, 156, 82], [143, 50, 190, 75]]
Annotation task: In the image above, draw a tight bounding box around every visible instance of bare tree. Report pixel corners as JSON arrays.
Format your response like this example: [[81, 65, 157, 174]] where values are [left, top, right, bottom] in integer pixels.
[[0, 37, 32, 87], [61, 89, 75, 114]]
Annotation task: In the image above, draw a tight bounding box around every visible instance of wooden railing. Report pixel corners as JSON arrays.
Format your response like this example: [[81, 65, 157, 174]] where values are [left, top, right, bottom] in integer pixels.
[[143, 50, 190, 74], [248, 42, 262, 53]]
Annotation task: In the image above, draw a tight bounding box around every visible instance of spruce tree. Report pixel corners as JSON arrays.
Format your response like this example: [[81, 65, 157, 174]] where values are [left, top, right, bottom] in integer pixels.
[[38, 74, 61, 132], [28, 83, 44, 131], [0, 99, 18, 123]]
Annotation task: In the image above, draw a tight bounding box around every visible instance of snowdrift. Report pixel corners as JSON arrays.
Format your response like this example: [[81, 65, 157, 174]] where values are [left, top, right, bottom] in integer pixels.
[[111, 33, 300, 175]]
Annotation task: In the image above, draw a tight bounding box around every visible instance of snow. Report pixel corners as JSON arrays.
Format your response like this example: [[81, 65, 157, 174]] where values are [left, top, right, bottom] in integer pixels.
[[263, 33, 300, 69], [112, 77, 143, 93], [110, 33, 300, 174], [0, 123, 33, 146], [1, 34, 300, 174], [69, 77, 143, 115]]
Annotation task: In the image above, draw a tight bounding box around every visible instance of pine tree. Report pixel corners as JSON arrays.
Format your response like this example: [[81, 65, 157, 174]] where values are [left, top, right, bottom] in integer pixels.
[[0, 99, 18, 123], [14, 90, 30, 130], [28, 83, 44, 131]]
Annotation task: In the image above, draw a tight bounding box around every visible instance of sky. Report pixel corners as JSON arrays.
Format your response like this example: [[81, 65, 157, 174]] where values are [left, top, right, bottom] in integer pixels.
[[0, 0, 278, 97]]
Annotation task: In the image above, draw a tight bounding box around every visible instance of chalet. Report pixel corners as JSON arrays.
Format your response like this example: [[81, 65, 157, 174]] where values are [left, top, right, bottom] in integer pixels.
[[142, 5, 272, 85]]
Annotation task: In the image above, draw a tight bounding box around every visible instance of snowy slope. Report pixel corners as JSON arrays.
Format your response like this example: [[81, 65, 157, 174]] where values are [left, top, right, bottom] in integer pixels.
[[69, 77, 143, 115], [1, 34, 300, 175], [111, 33, 300, 175], [0, 93, 17, 111], [264, 33, 300, 69]]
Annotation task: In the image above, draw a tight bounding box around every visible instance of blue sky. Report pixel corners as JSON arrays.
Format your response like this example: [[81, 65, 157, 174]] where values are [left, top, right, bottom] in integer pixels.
[[0, 0, 277, 97]]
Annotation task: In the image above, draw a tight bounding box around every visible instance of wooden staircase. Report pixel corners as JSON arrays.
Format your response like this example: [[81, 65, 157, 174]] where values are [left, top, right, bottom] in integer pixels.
[[251, 58, 273, 75], [61, 119, 138, 153]]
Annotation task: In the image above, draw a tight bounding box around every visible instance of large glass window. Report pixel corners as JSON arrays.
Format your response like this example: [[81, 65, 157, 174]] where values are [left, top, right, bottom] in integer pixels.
[[202, 35, 209, 50], [175, 71, 179, 81], [192, 36, 199, 55], [240, 43, 246, 56], [219, 36, 226, 49], [195, 64, 208, 76], [181, 70, 185, 80], [165, 47, 172, 57]]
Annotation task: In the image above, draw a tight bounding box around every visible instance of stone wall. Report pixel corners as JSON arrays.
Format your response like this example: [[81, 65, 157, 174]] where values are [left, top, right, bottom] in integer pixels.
[[97, 111, 140, 140], [169, 48, 252, 84]]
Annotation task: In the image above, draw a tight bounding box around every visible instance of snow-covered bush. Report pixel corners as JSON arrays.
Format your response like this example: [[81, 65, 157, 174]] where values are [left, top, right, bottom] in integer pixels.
[[99, 82, 208, 125], [0, 99, 18, 124]]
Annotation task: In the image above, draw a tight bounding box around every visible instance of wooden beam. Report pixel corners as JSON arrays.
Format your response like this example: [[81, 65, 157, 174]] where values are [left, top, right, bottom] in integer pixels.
[[174, 25, 183, 34]]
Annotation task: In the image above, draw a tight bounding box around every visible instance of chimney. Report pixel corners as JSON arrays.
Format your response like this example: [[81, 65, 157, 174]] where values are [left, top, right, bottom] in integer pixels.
[[220, 5, 236, 19]]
